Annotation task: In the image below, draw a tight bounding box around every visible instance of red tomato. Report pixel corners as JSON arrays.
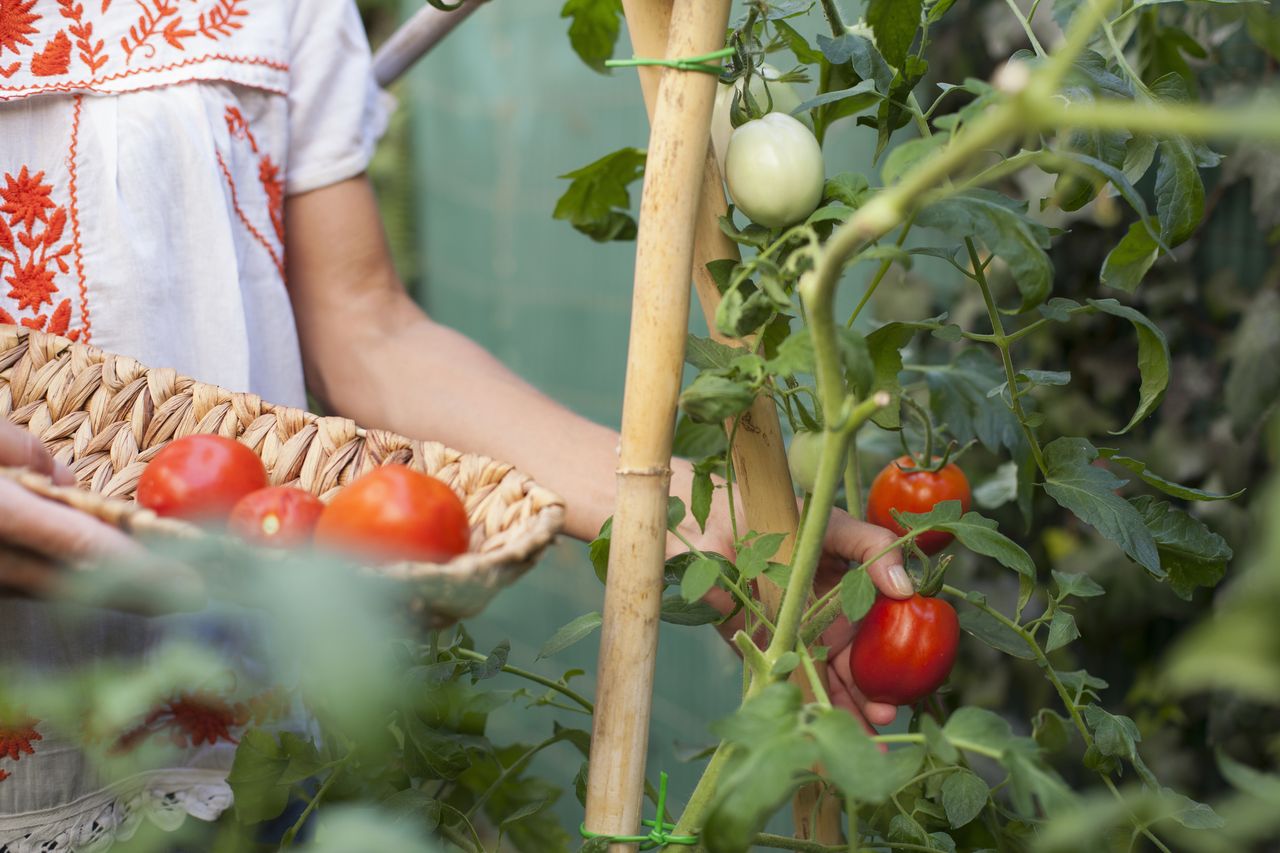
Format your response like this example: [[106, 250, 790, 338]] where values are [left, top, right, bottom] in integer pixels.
[[229, 486, 325, 548], [866, 455, 971, 555], [313, 464, 470, 564], [137, 434, 268, 523], [849, 594, 960, 706]]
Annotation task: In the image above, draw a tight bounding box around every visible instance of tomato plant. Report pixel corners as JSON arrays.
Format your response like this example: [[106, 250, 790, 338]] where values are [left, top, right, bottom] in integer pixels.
[[866, 455, 971, 555], [724, 112, 825, 228], [229, 486, 325, 549], [314, 464, 470, 564], [710, 63, 806, 172], [848, 593, 959, 706], [136, 434, 268, 523]]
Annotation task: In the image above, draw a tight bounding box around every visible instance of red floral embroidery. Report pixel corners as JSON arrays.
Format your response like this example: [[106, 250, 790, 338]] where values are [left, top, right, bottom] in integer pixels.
[[259, 156, 284, 243], [0, 717, 41, 783], [121, 0, 249, 65], [0, 0, 40, 57], [30, 28, 70, 75], [198, 0, 245, 41], [59, 0, 109, 73], [0, 166, 79, 338], [112, 686, 289, 752], [222, 105, 286, 275]]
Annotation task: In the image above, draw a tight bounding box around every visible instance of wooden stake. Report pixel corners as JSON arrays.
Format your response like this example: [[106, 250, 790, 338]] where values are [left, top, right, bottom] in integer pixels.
[[583, 0, 731, 847], [621, 4, 844, 844]]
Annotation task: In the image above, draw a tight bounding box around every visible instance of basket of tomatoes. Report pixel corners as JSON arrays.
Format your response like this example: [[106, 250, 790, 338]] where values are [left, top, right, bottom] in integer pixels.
[[0, 325, 565, 624]]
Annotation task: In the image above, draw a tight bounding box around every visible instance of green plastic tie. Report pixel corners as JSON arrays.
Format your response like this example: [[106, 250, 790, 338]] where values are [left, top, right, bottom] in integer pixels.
[[579, 772, 699, 850], [604, 47, 734, 76]]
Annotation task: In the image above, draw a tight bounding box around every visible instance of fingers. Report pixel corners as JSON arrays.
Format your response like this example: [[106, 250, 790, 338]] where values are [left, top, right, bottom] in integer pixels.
[[0, 478, 142, 563], [826, 512, 914, 599], [828, 640, 899, 731]]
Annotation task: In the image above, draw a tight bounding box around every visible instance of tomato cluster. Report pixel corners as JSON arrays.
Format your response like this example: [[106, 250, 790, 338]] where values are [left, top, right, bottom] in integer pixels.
[[136, 434, 470, 564]]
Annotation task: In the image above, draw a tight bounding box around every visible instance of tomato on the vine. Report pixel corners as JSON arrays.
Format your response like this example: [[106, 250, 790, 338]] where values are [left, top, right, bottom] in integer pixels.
[[787, 430, 825, 494], [137, 434, 268, 523], [229, 486, 325, 548], [849, 594, 959, 706], [724, 112, 825, 228], [710, 64, 806, 173], [866, 455, 971, 555], [314, 464, 470, 564]]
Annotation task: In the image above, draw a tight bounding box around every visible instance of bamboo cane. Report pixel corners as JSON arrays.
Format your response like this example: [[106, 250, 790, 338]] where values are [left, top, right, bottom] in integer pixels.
[[621, 4, 845, 844], [582, 0, 732, 848]]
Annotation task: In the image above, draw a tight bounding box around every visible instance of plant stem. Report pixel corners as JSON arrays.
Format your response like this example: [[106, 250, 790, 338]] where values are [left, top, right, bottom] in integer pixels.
[[846, 214, 917, 329], [1038, 98, 1280, 142], [842, 437, 863, 521], [281, 751, 353, 846], [465, 733, 562, 820], [672, 739, 737, 837], [452, 648, 594, 713], [818, 0, 845, 36], [1003, 0, 1046, 57], [797, 644, 833, 709], [966, 238, 1047, 475]]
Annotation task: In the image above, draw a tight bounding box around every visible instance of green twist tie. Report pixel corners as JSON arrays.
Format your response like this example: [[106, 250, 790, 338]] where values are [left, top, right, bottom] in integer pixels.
[[580, 772, 698, 850], [604, 47, 734, 76]]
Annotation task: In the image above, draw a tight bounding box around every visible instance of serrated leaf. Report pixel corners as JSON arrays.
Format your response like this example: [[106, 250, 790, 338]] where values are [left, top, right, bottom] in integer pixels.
[[1052, 569, 1106, 599], [680, 372, 758, 424], [791, 79, 879, 116], [680, 556, 722, 603], [560, 0, 623, 74], [1087, 299, 1169, 434], [916, 189, 1053, 312], [922, 714, 958, 763], [938, 511, 1035, 577], [942, 769, 989, 828], [1154, 136, 1203, 247], [943, 706, 1018, 754], [661, 594, 724, 627], [227, 729, 291, 825], [866, 322, 914, 429], [738, 532, 788, 580], [686, 335, 743, 371], [959, 607, 1037, 660], [840, 568, 877, 622], [536, 612, 602, 660], [883, 134, 948, 186], [925, 349, 1027, 455], [866, 0, 923, 68], [1101, 220, 1161, 293], [1131, 496, 1232, 600], [1098, 450, 1244, 501], [1045, 609, 1081, 652], [1042, 437, 1162, 576], [553, 147, 643, 240], [816, 33, 894, 92]]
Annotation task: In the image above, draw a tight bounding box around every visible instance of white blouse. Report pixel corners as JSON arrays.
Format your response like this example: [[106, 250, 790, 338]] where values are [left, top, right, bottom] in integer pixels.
[[0, 1, 387, 848]]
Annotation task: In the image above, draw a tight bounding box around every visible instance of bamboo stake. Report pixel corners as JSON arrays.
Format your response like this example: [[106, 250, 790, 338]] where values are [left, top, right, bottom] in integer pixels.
[[622, 4, 844, 844], [582, 0, 731, 848]]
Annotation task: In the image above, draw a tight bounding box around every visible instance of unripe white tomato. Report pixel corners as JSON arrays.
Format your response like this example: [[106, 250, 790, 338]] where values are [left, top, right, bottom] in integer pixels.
[[710, 64, 806, 173], [787, 430, 825, 495], [724, 113, 825, 228]]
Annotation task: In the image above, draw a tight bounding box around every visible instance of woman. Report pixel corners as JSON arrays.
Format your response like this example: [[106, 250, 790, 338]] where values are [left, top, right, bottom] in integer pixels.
[[0, 0, 910, 846]]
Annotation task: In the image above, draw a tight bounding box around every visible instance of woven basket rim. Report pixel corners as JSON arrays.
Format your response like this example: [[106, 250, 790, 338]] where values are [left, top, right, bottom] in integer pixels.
[[0, 324, 568, 621]]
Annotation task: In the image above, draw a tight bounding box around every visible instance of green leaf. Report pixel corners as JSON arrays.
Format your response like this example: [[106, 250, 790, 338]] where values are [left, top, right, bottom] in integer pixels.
[[703, 735, 814, 853], [824, 172, 874, 208], [943, 706, 1018, 754], [1098, 450, 1244, 501], [791, 79, 879, 117], [1042, 437, 1162, 576], [816, 33, 894, 92], [841, 328, 875, 395], [959, 606, 1036, 660], [227, 729, 291, 825], [882, 132, 948, 186], [925, 349, 1027, 455], [692, 465, 714, 533], [771, 652, 800, 677], [536, 612, 602, 660], [680, 556, 722, 603], [679, 372, 758, 424], [812, 710, 924, 803], [1056, 668, 1109, 701], [866, 0, 923, 68], [937, 511, 1036, 578], [915, 189, 1053, 312], [1154, 137, 1203, 247], [686, 335, 742, 371], [897, 499, 964, 530], [1131, 496, 1232, 600], [661, 594, 724, 626], [667, 496, 686, 530], [840, 568, 877, 622], [1052, 570, 1106, 599], [1033, 708, 1073, 752], [1045, 609, 1081, 652], [942, 769, 989, 828], [560, 0, 623, 74], [738, 532, 788, 580], [768, 329, 817, 376], [774, 19, 824, 64], [1101, 220, 1160, 293], [866, 322, 914, 430], [1082, 704, 1155, 785], [589, 518, 612, 583], [1162, 789, 1225, 830], [922, 714, 958, 763], [974, 461, 1019, 510], [873, 55, 930, 160], [1086, 299, 1170, 434], [552, 147, 644, 241], [712, 682, 803, 744]]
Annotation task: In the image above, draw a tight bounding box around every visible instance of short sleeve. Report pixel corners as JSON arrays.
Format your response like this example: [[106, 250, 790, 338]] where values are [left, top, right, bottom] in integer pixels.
[[285, 0, 393, 195]]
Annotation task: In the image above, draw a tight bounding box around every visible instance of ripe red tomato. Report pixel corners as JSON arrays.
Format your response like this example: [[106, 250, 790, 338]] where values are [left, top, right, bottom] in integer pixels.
[[137, 434, 268, 523], [866, 455, 971, 555], [229, 486, 325, 548], [849, 594, 960, 706], [313, 464, 470, 564]]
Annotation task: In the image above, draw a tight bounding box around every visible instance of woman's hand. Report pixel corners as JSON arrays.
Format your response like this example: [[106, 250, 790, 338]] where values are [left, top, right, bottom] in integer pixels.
[[0, 421, 144, 595], [677, 493, 913, 733]]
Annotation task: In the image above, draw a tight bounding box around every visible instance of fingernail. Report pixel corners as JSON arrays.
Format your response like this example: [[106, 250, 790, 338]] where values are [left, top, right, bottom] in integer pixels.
[[887, 564, 915, 598]]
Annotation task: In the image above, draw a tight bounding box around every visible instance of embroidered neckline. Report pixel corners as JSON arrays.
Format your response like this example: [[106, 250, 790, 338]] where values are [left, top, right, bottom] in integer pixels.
[[0, 768, 232, 853]]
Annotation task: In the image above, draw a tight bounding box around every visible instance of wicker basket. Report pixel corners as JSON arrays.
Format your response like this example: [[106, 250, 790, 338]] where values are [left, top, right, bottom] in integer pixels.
[[0, 325, 566, 624]]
